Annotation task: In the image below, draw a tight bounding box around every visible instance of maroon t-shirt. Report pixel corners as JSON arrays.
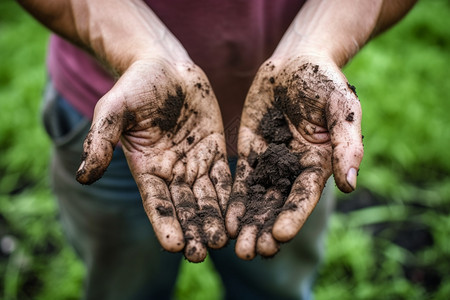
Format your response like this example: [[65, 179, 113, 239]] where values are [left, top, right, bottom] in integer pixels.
[[47, 0, 306, 154]]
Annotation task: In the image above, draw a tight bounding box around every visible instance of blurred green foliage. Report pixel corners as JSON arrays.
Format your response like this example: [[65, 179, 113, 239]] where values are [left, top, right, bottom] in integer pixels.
[[345, 0, 450, 203], [1, 0, 449, 299], [316, 1, 450, 298], [0, 1, 50, 194]]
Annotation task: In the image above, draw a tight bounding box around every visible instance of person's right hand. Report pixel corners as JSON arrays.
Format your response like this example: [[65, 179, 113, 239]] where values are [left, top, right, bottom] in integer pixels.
[[76, 58, 232, 263]]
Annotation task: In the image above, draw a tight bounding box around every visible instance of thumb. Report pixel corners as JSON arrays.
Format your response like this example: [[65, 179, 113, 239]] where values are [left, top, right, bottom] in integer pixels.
[[326, 83, 364, 193], [76, 96, 125, 185]]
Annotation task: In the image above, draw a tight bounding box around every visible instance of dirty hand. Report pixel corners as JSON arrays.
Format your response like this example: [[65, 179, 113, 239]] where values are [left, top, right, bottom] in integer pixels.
[[226, 55, 363, 260], [76, 59, 232, 262]]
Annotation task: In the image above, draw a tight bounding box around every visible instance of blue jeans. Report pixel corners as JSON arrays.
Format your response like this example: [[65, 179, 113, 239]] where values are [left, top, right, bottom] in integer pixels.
[[42, 82, 335, 300]]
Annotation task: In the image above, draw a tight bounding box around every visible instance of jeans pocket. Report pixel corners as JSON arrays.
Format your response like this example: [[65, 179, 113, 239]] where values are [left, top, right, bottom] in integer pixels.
[[42, 82, 91, 150]]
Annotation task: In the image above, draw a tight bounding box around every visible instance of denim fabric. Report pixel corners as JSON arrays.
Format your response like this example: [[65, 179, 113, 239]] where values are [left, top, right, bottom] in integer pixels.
[[42, 82, 334, 300]]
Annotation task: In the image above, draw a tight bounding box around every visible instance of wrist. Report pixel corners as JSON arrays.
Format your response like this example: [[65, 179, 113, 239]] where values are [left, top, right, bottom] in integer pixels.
[[105, 36, 192, 76], [272, 29, 359, 68], [73, 0, 191, 75], [271, 0, 385, 68]]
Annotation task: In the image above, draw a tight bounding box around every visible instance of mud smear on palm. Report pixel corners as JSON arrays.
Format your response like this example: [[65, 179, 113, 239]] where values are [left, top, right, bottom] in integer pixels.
[[151, 85, 185, 132]]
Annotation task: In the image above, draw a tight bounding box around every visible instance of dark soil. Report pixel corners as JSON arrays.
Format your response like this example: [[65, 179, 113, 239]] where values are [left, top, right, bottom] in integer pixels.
[[156, 205, 174, 217], [241, 142, 302, 233], [248, 144, 301, 194], [345, 112, 355, 122], [258, 107, 292, 145], [186, 136, 195, 145], [347, 82, 358, 97], [234, 91, 304, 235]]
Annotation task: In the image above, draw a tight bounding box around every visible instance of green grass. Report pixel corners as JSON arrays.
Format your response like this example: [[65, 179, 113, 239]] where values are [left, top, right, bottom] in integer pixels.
[[1, 0, 449, 299]]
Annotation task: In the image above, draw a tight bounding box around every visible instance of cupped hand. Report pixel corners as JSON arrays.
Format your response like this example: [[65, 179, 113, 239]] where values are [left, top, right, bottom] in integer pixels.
[[226, 55, 363, 260], [76, 59, 232, 262]]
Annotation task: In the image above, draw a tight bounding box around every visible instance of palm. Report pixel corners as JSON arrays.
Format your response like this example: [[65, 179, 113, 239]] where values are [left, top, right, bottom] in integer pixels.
[[76, 60, 231, 262], [226, 56, 363, 260]]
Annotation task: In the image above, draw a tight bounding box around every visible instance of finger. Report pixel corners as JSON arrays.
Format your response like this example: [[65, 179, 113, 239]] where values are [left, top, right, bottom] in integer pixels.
[[193, 175, 228, 249], [226, 200, 246, 239], [138, 174, 185, 252], [244, 188, 282, 257], [171, 163, 207, 262], [209, 157, 232, 214], [171, 181, 207, 262], [256, 231, 280, 258], [326, 85, 364, 193], [235, 186, 282, 259], [183, 223, 208, 263], [225, 159, 251, 238], [272, 167, 328, 242], [76, 98, 124, 185], [235, 225, 258, 260]]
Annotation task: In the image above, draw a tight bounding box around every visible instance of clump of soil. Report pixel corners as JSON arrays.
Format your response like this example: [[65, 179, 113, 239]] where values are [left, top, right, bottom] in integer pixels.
[[186, 136, 195, 145], [347, 82, 358, 97], [258, 107, 292, 145], [235, 89, 303, 236], [241, 142, 302, 233], [346, 112, 355, 122], [249, 143, 302, 193]]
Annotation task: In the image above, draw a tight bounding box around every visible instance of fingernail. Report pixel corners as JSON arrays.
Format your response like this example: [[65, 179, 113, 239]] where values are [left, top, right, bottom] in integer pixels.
[[76, 160, 86, 179], [346, 168, 357, 190], [77, 160, 86, 173]]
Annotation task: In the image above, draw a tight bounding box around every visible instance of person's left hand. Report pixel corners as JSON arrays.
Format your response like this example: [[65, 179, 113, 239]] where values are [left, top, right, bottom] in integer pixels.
[[226, 55, 363, 260]]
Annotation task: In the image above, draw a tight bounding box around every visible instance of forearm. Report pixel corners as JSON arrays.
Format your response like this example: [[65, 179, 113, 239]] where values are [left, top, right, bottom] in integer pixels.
[[273, 0, 416, 67], [17, 0, 190, 74]]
